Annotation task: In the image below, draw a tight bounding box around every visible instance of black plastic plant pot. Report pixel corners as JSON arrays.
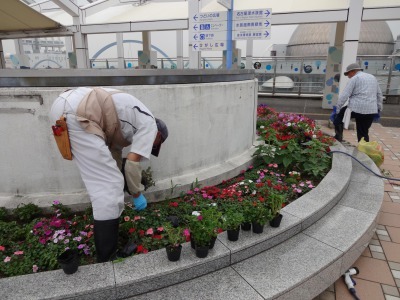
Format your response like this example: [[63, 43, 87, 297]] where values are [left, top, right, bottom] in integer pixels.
[[190, 235, 196, 249], [269, 213, 283, 228], [241, 222, 251, 231], [166, 245, 182, 262], [252, 222, 264, 234], [227, 228, 240, 241], [57, 249, 79, 275], [209, 236, 217, 249], [195, 245, 209, 258]]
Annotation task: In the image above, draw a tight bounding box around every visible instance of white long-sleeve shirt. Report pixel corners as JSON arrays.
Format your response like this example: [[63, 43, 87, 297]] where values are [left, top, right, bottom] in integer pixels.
[[337, 71, 383, 114]]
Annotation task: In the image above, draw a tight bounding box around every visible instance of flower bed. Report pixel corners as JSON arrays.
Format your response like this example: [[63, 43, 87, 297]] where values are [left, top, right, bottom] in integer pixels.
[[0, 105, 335, 278]]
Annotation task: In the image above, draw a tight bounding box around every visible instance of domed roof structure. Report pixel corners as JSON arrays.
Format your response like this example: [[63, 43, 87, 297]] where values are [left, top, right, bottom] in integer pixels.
[[286, 21, 394, 56]]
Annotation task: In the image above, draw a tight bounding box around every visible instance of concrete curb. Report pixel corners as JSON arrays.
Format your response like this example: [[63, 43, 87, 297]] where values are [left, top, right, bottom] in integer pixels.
[[1, 142, 383, 300]]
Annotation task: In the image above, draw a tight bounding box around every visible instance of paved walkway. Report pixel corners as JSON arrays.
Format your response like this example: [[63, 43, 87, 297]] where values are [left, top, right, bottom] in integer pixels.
[[315, 122, 400, 300]]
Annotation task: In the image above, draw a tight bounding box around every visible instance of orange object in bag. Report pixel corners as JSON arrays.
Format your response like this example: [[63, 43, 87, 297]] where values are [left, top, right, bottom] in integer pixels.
[[52, 116, 72, 160], [357, 138, 384, 167]]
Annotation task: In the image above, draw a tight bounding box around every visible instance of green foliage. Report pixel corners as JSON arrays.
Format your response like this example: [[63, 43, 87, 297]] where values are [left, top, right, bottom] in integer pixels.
[[246, 200, 272, 226], [13, 203, 41, 222], [0, 207, 8, 221], [268, 193, 286, 216], [189, 207, 221, 247], [163, 223, 185, 247], [221, 204, 244, 230], [299, 139, 332, 179], [141, 167, 155, 191]]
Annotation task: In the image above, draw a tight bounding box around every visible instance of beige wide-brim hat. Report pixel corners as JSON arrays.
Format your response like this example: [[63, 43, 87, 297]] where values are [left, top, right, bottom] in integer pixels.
[[344, 63, 363, 76]]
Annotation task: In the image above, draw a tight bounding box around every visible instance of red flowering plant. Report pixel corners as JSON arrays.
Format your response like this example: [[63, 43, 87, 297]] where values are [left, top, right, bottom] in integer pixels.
[[254, 105, 334, 177], [0, 104, 336, 278], [188, 207, 222, 247], [242, 198, 272, 226]]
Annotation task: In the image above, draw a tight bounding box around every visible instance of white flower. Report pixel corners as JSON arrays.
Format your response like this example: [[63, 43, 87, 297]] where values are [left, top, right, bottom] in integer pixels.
[[260, 126, 265, 129], [287, 122, 292, 126], [192, 211, 201, 216], [312, 135, 317, 139]]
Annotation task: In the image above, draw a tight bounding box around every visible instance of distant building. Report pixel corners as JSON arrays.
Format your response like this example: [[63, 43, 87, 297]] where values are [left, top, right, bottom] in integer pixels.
[[286, 21, 394, 56]]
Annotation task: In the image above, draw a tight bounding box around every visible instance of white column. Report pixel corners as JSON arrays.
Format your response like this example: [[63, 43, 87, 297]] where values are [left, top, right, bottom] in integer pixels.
[[117, 33, 125, 69], [72, 15, 89, 69], [176, 30, 184, 69], [321, 22, 346, 109], [245, 40, 253, 69], [142, 32, 151, 53], [140, 32, 152, 69], [340, 0, 363, 93], [72, 31, 89, 68], [14, 39, 24, 56], [0, 40, 5, 69], [188, 0, 201, 69], [65, 36, 73, 53]]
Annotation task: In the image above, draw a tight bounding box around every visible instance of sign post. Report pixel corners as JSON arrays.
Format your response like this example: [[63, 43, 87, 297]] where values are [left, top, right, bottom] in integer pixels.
[[226, 0, 233, 70]]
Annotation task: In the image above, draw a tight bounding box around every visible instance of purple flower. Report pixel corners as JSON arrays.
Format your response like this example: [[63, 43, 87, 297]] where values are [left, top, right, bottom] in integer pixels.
[[78, 244, 85, 249], [53, 200, 60, 205]]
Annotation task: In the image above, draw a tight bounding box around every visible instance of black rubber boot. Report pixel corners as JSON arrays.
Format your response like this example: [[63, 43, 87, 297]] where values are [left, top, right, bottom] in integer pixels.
[[93, 218, 119, 263], [334, 123, 344, 142]]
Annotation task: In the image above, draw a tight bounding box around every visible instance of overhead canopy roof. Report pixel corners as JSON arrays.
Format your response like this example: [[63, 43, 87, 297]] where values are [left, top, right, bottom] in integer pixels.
[[0, 0, 62, 32]]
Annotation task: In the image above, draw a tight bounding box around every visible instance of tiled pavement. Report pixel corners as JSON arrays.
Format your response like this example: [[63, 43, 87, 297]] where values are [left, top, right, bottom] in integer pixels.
[[314, 123, 400, 300]]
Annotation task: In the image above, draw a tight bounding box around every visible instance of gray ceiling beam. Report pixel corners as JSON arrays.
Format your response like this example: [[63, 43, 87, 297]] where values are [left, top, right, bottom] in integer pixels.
[[52, 0, 80, 16], [81, 0, 125, 17], [80, 19, 188, 34], [362, 6, 400, 21], [271, 9, 349, 25]]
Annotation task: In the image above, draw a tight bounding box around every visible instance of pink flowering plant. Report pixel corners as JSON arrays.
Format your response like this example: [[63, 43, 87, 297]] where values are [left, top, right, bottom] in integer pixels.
[[0, 201, 95, 277], [255, 105, 334, 178], [0, 105, 334, 278]]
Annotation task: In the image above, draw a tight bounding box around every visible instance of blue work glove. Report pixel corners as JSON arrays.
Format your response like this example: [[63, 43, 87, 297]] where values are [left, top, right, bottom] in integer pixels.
[[329, 106, 337, 122], [373, 111, 380, 123], [132, 194, 147, 211]]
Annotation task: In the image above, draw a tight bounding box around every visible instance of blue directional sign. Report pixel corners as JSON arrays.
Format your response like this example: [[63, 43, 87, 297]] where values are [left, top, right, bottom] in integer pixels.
[[192, 21, 227, 32], [234, 29, 271, 40], [192, 40, 227, 52], [192, 31, 227, 41], [233, 9, 271, 21], [233, 20, 270, 31], [233, 8, 272, 40], [192, 11, 227, 23]]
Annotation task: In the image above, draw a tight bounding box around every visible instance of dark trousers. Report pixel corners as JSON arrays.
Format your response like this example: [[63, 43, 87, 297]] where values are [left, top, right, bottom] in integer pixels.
[[352, 112, 375, 142], [334, 106, 375, 142]]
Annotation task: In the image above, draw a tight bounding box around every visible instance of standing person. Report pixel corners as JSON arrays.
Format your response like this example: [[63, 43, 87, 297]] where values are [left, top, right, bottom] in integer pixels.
[[49, 87, 168, 262], [335, 63, 383, 142]]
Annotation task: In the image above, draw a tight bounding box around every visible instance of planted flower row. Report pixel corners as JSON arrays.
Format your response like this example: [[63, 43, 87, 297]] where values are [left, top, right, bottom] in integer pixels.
[[0, 105, 334, 277]]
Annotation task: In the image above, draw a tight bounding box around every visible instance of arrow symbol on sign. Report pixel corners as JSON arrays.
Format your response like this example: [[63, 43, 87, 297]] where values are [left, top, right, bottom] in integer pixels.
[[193, 44, 198, 50], [193, 14, 198, 21], [264, 20, 270, 27], [193, 24, 198, 31], [264, 31, 270, 38], [193, 34, 198, 40], [264, 10, 271, 17]]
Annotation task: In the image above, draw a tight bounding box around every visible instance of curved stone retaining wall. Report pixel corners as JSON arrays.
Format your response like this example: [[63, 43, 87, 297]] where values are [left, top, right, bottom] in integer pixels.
[[0, 70, 257, 209]]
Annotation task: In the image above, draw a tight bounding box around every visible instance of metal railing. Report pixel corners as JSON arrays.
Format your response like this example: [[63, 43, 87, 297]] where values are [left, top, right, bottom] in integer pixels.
[[87, 55, 399, 99]]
